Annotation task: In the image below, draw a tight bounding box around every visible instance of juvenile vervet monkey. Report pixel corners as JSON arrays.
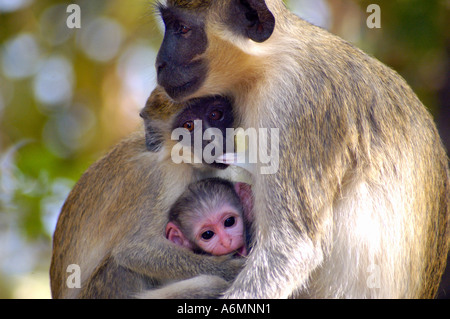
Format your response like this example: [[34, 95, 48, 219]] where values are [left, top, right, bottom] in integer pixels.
[[50, 87, 243, 299], [167, 94, 235, 168], [167, 177, 253, 256], [154, 0, 450, 298]]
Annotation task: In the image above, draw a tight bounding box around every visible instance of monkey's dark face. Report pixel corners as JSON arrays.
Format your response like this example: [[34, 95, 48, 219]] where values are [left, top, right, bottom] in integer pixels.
[[156, 1, 275, 101], [156, 5, 208, 100], [172, 96, 234, 169]]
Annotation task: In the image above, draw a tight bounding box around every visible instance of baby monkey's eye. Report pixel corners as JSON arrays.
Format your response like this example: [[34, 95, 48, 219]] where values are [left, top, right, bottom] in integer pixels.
[[224, 217, 235, 227], [208, 109, 223, 121], [183, 121, 194, 132], [201, 230, 215, 240]]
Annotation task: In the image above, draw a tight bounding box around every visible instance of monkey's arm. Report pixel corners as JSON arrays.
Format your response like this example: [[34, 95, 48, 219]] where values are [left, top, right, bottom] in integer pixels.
[[136, 275, 230, 299], [113, 237, 244, 282], [224, 169, 337, 298], [223, 107, 350, 298]]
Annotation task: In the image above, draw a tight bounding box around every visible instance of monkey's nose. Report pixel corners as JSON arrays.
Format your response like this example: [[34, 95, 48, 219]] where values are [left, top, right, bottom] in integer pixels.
[[221, 238, 232, 248]]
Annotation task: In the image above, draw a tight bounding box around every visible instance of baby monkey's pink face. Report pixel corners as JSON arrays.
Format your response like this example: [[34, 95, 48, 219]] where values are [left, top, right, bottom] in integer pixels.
[[193, 204, 247, 256]]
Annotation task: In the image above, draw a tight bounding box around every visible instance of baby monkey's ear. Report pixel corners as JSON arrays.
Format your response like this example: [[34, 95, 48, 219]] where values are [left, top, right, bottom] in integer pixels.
[[166, 222, 193, 250], [234, 182, 254, 223]]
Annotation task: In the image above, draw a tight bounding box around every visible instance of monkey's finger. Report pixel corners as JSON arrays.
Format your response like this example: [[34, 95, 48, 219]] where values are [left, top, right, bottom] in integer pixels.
[[215, 153, 238, 164]]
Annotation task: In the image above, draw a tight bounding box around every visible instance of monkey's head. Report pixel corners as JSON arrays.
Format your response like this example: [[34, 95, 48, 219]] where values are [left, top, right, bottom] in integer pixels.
[[171, 95, 234, 170], [155, 0, 277, 101], [166, 177, 249, 256], [140, 87, 235, 170]]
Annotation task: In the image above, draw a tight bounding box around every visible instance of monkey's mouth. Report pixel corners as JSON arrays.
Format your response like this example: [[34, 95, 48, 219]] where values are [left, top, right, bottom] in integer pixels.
[[157, 60, 207, 101], [210, 161, 229, 170], [163, 77, 202, 101], [234, 245, 247, 257], [212, 153, 235, 170]]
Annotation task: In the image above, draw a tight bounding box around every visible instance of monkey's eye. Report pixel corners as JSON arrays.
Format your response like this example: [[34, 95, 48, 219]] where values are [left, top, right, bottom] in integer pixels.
[[224, 217, 235, 227], [183, 121, 195, 132], [174, 22, 191, 36], [208, 110, 223, 121], [201, 230, 215, 240]]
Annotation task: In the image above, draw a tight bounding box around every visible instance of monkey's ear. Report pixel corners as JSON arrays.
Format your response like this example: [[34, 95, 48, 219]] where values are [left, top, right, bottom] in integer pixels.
[[145, 133, 163, 152], [143, 123, 164, 152], [228, 0, 275, 43], [234, 182, 254, 223], [166, 222, 192, 249], [140, 104, 164, 152]]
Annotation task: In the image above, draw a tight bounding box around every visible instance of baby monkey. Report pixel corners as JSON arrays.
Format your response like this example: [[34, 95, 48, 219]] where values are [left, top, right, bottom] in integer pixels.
[[166, 178, 253, 257]]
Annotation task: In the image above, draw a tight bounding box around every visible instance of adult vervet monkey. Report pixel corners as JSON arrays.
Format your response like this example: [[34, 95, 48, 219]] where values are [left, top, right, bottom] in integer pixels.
[[50, 88, 243, 298], [155, 0, 450, 298]]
